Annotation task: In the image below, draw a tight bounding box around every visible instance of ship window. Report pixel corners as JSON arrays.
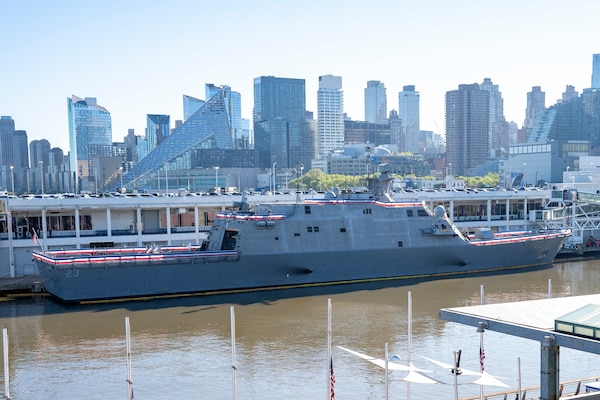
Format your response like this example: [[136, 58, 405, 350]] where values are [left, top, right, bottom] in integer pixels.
[[275, 237, 279, 240], [294, 233, 300, 236], [305, 206, 311, 214], [407, 210, 413, 217], [398, 241, 403, 247], [362, 208, 372, 214], [307, 227, 313, 232], [314, 226, 319, 232], [340, 228, 346, 232], [417, 209, 429, 217]]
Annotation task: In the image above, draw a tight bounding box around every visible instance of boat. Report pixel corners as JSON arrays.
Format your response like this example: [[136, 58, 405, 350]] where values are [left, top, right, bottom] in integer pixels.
[[32, 168, 571, 302]]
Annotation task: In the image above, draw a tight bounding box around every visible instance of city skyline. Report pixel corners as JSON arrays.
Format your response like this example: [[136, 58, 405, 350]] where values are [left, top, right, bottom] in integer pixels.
[[1, 1, 599, 153]]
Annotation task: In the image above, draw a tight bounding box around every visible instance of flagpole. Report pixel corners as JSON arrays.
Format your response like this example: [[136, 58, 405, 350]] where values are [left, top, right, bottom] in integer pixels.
[[517, 357, 522, 400], [407, 291, 412, 400], [230, 306, 237, 400], [3, 328, 9, 400], [384, 342, 389, 400], [479, 285, 485, 400], [327, 298, 332, 400], [125, 317, 133, 400]]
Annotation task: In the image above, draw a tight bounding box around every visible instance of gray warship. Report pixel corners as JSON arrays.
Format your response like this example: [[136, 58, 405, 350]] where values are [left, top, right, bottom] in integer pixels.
[[32, 170, 570, 302]]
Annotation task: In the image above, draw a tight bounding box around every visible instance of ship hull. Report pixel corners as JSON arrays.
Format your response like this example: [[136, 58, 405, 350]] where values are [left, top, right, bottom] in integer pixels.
[[36, 234, 566, 302]]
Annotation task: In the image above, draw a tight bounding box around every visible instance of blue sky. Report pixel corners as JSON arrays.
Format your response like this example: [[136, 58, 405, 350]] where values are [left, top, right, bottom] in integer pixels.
[[1, 1, 598, 153]]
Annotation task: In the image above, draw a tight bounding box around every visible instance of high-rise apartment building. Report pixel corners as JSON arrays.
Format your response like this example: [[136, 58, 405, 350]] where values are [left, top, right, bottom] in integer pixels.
[[523, 86, 545, 131], [146, 114, 170, 153], [479, 78, 508, 156], [253, 76, 309, 168], [398, 85, 420, 153], [364, 80, 387, 125], [592, 54, 600, 89], [67, 96, 112, 192], [445, 84, 490, 176], [562, 85, 579, 102], [317, 75, 344, 156]]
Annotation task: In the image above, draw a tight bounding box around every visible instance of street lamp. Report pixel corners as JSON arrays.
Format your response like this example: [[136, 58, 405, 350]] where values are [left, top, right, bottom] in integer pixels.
[[119, 166, 124, 193], [39, 161, 44, 195], [10, 166, 14, 195], [272, 162, 277, 192]]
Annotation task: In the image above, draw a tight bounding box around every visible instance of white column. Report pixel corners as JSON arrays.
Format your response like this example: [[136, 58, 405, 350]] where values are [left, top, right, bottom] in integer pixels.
[[166, 207, 172, 245], [41, 209, 48, 241], [136, 207, 142, 246], [74, 208, 81, 249], [449, 200, 455, 220], [505, 199, 510, 230], [106, 208, 112, 237], [486, 199, 492, 226], [194, 206, 200, 245], [523, 197, 528, 230]]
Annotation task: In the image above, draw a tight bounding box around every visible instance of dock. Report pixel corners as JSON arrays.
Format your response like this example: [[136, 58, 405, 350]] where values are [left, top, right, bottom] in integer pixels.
[[0, 276, 45, 296]]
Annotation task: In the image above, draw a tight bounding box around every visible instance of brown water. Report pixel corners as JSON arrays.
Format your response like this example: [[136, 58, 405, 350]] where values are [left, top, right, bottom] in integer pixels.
[[0, 259, 599, 399]]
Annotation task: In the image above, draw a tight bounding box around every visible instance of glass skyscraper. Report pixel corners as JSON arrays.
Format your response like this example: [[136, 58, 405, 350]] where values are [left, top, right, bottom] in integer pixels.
[[364, 80, 387, 125], [317, 75, 344, 157], [124, 89, 243, 190], [67, 96, 112, 191], [398, 85, 420, 154], [146, 114, 170, 153], [593, 54, 600, 89], [183, 95, 205, 122], [253, 76, 310, 169]]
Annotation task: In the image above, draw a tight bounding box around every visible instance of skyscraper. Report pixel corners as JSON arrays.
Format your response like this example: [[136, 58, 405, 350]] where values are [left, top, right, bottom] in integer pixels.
[[592, 54, 600, 89], [364, 80, 387, 125], [146, 114, 170, 153], [523, 86, 545, 131], [183, 95, 205, 121], [68, 96, 112, 192], [398, 85, 420, 153], [253, 76, 309, 168], [445, 84, 490, 176], [206, 84, 247, 149], [317, 75, 344, 156], [479, 78, 508, 156], [0, 116, 15, 171]]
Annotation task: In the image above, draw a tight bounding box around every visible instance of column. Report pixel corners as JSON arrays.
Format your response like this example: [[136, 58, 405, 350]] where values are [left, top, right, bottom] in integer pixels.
[[136, 207, 142, 246], [505, 199, 510, 230], [194, 206, 200, 245], [74, 208, 81, 249], [166, 207, 171, 245], [41, 209, 48, 241], [486, 199, 492, 226], [106, 208, 112, 237], [540, 335, 560, 400], [449, 200, 454, 221], [523, 197, 528, 230]]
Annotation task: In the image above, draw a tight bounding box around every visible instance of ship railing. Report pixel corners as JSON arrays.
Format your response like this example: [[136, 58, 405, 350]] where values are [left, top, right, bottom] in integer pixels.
[[459, 375, 600, 400], [469, 230, 569, 246]]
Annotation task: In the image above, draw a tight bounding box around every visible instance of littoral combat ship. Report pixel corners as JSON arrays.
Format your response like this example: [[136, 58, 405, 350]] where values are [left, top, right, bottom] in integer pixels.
[[33, 169, 570, 302]]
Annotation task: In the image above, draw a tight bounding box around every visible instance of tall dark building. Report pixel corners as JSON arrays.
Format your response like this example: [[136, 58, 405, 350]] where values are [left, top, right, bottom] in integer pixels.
[[0, 116, 15, 171], [253, 76, 310, 169], [445, 84, 490, 176], [524, 86, 545, 131]]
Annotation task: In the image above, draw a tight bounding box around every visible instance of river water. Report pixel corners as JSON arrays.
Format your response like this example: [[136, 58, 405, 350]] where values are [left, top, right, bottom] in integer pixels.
[[0, 259, 599, 399]]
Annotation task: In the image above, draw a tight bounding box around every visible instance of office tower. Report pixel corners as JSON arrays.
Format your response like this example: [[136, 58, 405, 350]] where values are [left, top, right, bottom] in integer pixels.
[[398, 85, 420, 154], [146, 114, 170, 153], [523, 86, 545, 131], [445, 84, 489, 176], [253, 76, 309, 168], [67, 96, 112, 192], [30, 139, 50, 193], [183, 95, 205, 121], [364, 80, 387, 125], [206, 84, 246, 149], [0, 116, 15, 171], [317, 75, 344, 156], [592, 54, 600, 89]]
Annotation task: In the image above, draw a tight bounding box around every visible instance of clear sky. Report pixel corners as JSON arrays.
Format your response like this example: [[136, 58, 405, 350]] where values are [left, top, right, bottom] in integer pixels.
[[1, 0, 598, 154]]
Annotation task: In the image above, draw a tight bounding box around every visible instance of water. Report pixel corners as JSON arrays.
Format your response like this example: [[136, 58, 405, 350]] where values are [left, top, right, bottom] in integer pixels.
[[0, 259, 599, 399]]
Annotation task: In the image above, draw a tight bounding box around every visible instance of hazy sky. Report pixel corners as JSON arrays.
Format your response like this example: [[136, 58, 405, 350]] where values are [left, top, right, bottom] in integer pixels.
[[1, 1, 598, 153]]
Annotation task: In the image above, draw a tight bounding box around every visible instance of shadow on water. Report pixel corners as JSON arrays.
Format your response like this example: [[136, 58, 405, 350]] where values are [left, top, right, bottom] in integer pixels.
[[0, 263, 554, 318]]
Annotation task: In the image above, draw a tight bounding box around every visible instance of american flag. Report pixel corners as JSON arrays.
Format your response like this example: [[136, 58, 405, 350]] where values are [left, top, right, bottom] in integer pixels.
[[32, 231, 38, 245], [329, 358, 336, 400], [480, 345, 486, 371]]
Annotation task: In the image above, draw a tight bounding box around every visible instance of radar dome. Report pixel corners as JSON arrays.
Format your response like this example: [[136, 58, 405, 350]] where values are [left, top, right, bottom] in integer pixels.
[[434, 205, 446, 218]]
